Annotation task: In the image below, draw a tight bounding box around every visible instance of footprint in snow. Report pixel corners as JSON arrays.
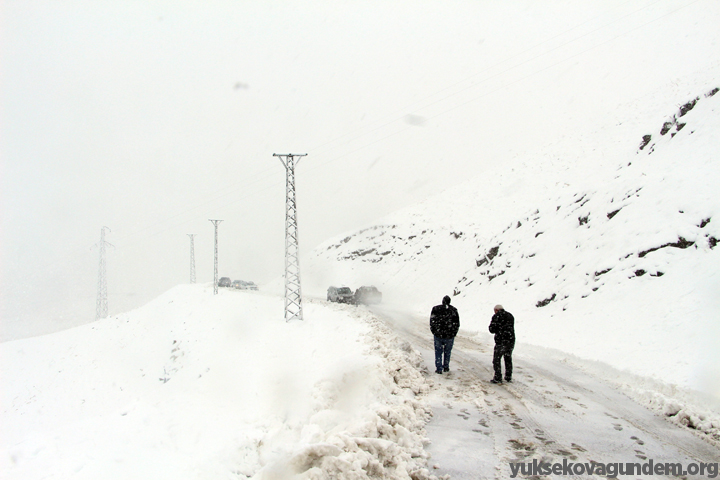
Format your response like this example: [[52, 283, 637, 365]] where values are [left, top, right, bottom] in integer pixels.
[[555, 449, 578, 460], [508, 439, 536, 453]]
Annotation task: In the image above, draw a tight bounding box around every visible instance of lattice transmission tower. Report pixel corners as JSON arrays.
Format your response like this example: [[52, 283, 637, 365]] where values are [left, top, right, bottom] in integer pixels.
[[96, 226, 112, 319], [273, 153, 306, 322], [187, 234, 196, 283], [209, 220, 223, 294]]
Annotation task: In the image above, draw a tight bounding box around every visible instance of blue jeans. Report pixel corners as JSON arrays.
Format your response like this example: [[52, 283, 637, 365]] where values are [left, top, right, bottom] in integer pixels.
[[434, 336, 455, 372]]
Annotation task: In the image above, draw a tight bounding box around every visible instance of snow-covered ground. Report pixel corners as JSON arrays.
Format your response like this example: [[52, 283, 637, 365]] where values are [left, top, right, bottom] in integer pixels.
[[4, 4, 720, 477], [1, 285, 439, 479], [4, 284, 718, 480], [305, 81, 720, 402], [5, 73, 720, 480]]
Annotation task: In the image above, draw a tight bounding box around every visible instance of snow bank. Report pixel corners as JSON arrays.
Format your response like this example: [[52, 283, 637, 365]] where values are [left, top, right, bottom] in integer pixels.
[[255, 300, 437, 480], [1, 285, 437, 479], [517, 342, 720, 446]]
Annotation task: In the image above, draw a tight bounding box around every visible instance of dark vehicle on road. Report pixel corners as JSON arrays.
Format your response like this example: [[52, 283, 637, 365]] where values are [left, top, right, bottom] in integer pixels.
[[354, 286, 382, 305], [218, 277, 232, 288], [327, 286, 355, 304]]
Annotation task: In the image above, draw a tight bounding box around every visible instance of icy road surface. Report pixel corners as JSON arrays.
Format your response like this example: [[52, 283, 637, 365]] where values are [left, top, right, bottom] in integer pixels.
[[370, 305, 719, 479]]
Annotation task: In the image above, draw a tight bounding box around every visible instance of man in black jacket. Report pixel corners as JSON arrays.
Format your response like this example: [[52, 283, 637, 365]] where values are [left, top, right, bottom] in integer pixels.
[[430, 295, 460, 374], [489, 304, 515, 383]]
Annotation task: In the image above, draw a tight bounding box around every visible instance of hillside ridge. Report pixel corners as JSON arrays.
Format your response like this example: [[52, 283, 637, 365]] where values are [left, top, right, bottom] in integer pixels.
[[306, 85, 720, 398]]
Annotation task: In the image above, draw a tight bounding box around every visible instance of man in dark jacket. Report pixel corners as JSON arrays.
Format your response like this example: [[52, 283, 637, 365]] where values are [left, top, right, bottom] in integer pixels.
[[489, 304, 515, 383], [430, 295, 460, 374]]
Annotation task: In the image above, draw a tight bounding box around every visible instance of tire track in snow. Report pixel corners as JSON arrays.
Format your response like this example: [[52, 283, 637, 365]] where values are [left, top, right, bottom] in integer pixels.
[[369, 305, 720, 479]]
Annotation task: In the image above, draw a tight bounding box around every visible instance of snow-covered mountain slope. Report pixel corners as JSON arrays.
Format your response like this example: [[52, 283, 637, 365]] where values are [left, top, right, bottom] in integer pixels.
[[305, 84, 720, 399], [0, 285, 439, 480]]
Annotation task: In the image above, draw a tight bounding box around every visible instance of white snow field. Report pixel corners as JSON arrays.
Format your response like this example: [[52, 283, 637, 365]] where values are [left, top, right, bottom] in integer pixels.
[[1, 285, 438, 479], [4, 3, 720, 476], [3, 286, 718, 480], [4, 72, 720, 480], [4, 84, 720, 477]]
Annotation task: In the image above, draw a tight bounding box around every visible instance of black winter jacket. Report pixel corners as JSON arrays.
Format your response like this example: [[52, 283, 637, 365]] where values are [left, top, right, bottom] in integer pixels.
[[489, 309, 515, 346], [430, 304, 460, 339]]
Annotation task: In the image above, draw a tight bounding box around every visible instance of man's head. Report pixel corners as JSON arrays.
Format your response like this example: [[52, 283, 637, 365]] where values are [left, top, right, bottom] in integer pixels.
[[494, 304, 504, 313], [442, 295, 451, 306]]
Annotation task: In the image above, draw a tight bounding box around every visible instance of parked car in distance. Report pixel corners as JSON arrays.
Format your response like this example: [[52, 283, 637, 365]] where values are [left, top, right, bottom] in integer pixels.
[[218, 277, 232, 288], [232, 279, 259, 291], [327, 286, 355, 304], [354, 286, 382, 305]]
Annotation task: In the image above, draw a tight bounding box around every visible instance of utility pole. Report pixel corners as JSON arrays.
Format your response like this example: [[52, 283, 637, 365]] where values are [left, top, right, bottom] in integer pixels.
[[187, 234, 196, 284], [96, 226, 112, 319], [273, 153, 307, 322], [209, 220, 223, 294]]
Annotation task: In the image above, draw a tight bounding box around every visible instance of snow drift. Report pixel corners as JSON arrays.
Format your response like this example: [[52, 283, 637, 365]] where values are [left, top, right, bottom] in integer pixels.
[[0, 285, 438, 479]]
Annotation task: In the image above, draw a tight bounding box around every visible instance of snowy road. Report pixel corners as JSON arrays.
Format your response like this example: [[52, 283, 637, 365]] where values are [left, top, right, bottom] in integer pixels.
[[370, 305, 720, 479]]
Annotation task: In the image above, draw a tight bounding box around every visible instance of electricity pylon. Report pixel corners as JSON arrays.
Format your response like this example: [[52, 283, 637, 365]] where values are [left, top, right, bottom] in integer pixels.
[[209, 220, 223, 294], [187, 234, 196, 283], [96, 226, 112, 319], [273, 153, 306, 322]]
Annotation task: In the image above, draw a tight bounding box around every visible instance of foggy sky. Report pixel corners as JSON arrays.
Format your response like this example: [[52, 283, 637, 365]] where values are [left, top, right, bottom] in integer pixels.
[[2, 0, 717, 339]]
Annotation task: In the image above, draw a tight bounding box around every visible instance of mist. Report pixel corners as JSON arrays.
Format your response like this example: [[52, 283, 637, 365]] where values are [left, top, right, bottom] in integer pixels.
[[3, 0, 718, 340]]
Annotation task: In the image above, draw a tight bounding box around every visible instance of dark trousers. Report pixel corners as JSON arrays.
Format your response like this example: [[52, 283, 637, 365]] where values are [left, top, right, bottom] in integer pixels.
[[434, 336, 455, 372], [493, 342, 514, 380]]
